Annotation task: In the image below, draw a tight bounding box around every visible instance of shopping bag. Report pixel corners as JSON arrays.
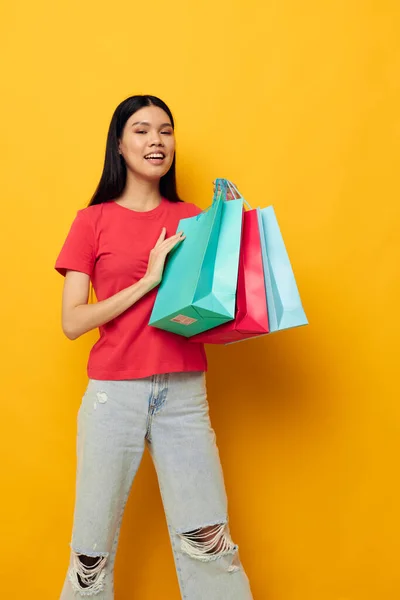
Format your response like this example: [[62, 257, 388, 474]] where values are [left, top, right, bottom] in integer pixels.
[[189, 207, 269, 344], [258, 206, 308, 332], [149, 179, 244, 337]]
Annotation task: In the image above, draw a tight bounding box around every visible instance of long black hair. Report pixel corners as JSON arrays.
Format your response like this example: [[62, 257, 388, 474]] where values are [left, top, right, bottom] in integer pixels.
[[89, 95, 182, 206]]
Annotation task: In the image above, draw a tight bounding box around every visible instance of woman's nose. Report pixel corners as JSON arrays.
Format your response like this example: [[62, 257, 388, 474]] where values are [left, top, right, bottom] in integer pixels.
[[150, 132, 163, 146]]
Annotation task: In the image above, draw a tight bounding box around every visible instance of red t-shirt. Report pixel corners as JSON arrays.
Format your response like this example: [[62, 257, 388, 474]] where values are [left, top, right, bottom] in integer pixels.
[[55, 198, 207, 380]]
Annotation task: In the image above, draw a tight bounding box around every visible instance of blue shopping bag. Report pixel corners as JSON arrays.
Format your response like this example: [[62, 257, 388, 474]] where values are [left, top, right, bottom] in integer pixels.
[[149, 179, 244, 337], [257, 206, 308, 332]]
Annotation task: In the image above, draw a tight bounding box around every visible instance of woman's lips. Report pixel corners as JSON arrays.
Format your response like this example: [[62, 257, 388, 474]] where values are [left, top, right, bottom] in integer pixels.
[[144, 152, 166, 165]]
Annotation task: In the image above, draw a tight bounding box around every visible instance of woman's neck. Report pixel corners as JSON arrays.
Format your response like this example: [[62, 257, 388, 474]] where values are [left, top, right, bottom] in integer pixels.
[[116, 171, 162, 212]]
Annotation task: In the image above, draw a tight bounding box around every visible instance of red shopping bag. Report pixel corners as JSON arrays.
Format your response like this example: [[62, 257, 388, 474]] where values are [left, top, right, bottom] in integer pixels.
[[189, 208, 269, 344]]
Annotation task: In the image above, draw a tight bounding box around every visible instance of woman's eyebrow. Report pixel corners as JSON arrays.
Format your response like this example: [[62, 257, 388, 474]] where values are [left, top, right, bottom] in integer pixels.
[[131, 121, 173, 128]]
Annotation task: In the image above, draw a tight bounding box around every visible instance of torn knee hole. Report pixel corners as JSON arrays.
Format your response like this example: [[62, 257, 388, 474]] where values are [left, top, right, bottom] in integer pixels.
[[69, 551, 108, 595], [179, 523, 238, 562]]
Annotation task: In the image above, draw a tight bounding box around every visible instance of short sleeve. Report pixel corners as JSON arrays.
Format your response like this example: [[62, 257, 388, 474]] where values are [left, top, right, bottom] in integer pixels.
[[55, 209, 96, 277]]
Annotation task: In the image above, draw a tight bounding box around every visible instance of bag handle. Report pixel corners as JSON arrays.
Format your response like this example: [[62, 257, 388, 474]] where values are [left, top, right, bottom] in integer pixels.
[[226, 180, 252, 210], [212, 178, 228, 203], [195, 178, 228, 220], [200, 178, 251, 221]]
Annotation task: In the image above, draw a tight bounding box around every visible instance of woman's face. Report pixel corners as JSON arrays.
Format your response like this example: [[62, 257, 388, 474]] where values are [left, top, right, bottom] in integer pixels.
[[118, 105, 175, 181]]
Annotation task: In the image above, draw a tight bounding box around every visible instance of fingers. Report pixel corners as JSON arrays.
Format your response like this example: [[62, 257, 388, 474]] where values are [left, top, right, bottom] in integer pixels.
[[156, 229, 183, 246], [154, 228, 185, 250], [154, 231, 184, 253], [154, 227, 167, 247], [227, 182, 238, 200], [212, 180, 238, 200], [162, 231, 185, 250]]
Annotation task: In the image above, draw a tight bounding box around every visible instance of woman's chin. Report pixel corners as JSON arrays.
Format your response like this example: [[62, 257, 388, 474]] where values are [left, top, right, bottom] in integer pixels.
[[129, 165, 172, 181]]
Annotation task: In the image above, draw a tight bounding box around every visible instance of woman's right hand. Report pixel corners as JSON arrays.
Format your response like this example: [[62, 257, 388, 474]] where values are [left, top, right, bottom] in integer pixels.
[[142, 227, 185, 291]]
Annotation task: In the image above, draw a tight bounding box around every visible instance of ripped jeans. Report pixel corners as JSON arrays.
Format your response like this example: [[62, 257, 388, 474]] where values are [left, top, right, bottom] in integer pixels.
[[60, 372, 253, 599]]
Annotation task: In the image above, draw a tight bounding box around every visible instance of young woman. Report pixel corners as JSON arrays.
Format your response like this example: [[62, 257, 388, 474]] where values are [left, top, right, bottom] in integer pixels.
[[56, 95, 253, 599]]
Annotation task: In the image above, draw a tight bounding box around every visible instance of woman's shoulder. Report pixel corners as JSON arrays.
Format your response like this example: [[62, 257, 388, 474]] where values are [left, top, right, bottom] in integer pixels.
[[75, 202, 111, 225], [78, 202, 108, 216]]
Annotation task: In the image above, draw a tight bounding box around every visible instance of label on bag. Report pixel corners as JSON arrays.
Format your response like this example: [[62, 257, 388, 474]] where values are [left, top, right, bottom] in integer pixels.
[[170, 314, 198, 326]]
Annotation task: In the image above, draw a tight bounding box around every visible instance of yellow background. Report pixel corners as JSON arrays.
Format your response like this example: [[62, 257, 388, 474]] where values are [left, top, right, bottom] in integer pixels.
[[1, 0, 399, 598]]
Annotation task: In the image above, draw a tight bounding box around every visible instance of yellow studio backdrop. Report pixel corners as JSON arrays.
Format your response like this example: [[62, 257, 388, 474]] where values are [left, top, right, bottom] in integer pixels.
[[1, 0, 399, 598]]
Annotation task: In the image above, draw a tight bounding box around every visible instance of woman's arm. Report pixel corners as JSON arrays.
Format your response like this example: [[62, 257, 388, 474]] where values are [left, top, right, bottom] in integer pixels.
[[61, 272, 154, 340], [61, 227, 184, 340]]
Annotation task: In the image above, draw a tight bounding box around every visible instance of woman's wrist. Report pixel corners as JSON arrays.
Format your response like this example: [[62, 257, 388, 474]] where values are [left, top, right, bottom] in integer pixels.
[[139, 274, 158, 293]]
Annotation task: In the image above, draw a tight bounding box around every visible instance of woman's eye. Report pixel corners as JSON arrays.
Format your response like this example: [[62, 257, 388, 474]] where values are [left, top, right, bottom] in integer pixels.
[[161, 131, 172, 135], [135, 130, 147, 134]]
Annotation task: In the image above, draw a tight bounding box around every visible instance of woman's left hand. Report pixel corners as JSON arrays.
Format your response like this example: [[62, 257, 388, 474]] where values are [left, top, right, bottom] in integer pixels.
[[213, 180, 239, 200]]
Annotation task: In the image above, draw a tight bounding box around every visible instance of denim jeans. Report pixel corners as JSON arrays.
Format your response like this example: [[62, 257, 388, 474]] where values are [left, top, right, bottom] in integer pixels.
[[60, 372, 253, 599]]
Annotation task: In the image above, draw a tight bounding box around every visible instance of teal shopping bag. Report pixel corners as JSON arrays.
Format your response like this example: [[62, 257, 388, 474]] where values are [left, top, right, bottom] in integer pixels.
[[257, 206, 308, 332], [149, 179, 243, 337]]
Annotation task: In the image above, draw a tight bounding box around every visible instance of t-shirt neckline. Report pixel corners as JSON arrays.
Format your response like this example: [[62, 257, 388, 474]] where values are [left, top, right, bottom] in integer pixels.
[[111, 197, 166, 219]]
